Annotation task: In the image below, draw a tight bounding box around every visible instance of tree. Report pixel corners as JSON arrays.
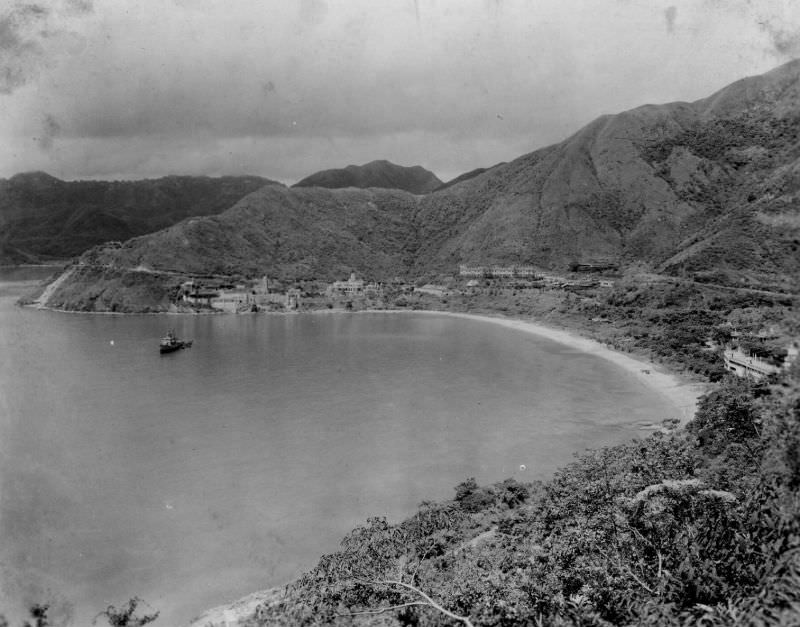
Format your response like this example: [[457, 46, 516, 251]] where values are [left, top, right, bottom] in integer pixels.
[[23, 605, 49, 627], [259, 504, 476, 625], [454, 477, 478, 502], [93, 598, 159, 627], [688, 377, 763, 457]]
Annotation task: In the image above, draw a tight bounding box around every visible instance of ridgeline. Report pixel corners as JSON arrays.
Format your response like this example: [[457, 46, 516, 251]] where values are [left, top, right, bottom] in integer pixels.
[[27, 58, 800, 314]]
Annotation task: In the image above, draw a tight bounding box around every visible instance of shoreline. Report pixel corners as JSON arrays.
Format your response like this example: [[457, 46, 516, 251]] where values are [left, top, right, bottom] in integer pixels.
[[397, 310, 705, 424], [188, 308, 707, 627], [17, 299, 706, 420]]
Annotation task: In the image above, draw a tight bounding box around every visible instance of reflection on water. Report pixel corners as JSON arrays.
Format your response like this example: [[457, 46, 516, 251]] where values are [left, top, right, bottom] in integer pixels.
[[0, 282, 677, 625]]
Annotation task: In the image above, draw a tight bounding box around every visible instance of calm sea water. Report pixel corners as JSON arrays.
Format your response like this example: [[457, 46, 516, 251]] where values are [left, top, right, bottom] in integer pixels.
[[0, 270, 677, 626]]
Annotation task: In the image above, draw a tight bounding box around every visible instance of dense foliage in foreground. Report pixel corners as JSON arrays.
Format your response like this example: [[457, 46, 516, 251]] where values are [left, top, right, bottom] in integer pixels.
[[0, 598, 158, 627], [248, 368, 800, 626]]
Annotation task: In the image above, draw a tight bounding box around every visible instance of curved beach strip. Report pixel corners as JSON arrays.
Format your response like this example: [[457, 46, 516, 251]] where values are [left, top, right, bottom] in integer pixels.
[[409, 310, 705, 423]]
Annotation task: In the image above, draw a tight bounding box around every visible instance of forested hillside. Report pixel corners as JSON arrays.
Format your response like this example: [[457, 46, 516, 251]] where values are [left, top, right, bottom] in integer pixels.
[[0, 173, 275, 263]]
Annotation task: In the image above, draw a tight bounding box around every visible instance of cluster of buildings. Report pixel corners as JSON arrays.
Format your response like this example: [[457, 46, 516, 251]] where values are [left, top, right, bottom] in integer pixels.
[[459, 264, 615, 289], [539, 274, 615, 289], [181, 277, 302, 312], [179, 273, 391, 313], [722, 347, 787, 379], [460, 262, 617, 279], [459, 264, 538, 278], [461, 272, 614, 290], [722, 329, 799, 380], [326, 273, 384, 298], [177, 263, 623, 313]]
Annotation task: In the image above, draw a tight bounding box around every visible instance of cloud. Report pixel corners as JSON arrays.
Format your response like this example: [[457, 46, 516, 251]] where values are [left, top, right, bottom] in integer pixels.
[[65, 0, 93, 14], [664, 6, 677, 33], [28, 2, 612, 148], [0, 4, 47, 94], [698, 0, 800, 60], [0, 0, 92, 95], [298, 0, 328, 26], [758, 20, 800, 58], [0, 0, 796, 181], [36, 113, 61, 150]]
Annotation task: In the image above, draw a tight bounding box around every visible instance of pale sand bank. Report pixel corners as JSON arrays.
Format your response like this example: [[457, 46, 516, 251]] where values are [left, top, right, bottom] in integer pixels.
[[191, 309, 707, 626]]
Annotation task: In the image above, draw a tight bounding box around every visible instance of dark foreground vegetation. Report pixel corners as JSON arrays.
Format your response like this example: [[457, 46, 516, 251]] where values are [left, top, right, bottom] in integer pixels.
[[0, 598, 158, 627], [246, 365, 800, 626]]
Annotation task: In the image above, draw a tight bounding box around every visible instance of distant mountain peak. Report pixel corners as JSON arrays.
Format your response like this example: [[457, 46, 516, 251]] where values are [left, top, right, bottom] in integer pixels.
[[8, 171, 62, 185], [433, 163, 507, 192], [292, 160, 442, 194]]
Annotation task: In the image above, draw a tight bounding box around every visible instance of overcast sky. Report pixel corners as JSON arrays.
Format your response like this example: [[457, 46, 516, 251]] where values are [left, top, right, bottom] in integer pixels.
[[0, 0, 798, 184]]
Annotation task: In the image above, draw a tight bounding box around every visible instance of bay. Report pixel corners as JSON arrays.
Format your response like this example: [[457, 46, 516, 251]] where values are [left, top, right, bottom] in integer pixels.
[[0, 271, 677, 625]]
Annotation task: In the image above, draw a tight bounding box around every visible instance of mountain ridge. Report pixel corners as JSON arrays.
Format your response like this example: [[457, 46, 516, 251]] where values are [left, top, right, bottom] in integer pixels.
[[35, 59, 800, 310], [0, 174, 279, 263], [292, 159, 442, 194]]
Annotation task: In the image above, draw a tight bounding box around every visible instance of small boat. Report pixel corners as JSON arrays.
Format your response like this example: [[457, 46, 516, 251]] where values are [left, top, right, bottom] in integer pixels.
[[159, 330, 193, 354]]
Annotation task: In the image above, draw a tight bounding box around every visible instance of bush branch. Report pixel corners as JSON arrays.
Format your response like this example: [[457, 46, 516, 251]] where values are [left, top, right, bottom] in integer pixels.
[[352, 578, 475, 627]]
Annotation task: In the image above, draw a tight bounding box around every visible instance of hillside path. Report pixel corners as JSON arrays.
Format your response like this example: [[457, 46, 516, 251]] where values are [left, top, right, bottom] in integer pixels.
[[33, 266, 75, 308]]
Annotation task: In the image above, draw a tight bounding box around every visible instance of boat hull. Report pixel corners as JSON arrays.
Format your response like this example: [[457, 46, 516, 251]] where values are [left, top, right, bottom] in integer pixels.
[[159, 340, 192, 354]]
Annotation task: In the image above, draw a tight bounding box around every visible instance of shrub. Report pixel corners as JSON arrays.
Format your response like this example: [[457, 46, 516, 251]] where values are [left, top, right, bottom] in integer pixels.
[[454, 477, 496, 512], [688, 378, 762, 457]]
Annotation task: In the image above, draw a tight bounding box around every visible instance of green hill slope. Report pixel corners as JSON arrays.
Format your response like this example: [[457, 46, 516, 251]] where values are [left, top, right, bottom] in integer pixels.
[[94, 185, 417, 279], [411, 59, 800, 288], [0, 173, 276, 263]]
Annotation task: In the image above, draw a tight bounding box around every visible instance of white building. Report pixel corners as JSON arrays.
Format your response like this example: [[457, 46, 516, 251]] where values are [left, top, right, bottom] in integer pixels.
[[211, 289, 255, 313], [723, 343, 798, 380], [461, 264, 540, 279], [285, 288, 302, 310], [513, 266, 538, 278], [328, 273, 366, 296], [490, 266, 514, 278], [459, 265, 486, 277]]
